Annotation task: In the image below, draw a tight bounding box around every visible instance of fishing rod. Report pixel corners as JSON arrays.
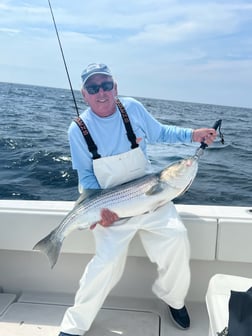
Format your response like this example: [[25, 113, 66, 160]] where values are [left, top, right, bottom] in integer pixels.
[[47, 0, 80, 116]]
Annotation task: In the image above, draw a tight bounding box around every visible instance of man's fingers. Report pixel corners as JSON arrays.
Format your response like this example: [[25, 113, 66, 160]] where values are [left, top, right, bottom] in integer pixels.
[[90, 208, 118, 230]]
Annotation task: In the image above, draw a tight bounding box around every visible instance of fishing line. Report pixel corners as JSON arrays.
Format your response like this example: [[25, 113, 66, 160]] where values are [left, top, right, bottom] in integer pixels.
[[47, 0, 80, 116]]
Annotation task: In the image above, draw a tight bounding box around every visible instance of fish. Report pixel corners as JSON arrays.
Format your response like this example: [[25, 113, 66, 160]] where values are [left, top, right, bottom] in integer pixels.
[[33, 146, 204, 269]]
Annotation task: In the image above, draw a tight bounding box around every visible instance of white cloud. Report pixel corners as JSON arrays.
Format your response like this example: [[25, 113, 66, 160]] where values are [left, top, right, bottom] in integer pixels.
[[128, 21, 197, 44], [0, 0, 252, 107], [0, 28, 20, 34]]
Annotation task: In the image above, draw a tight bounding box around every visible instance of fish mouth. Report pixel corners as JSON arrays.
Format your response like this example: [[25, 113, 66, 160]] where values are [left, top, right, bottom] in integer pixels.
[[185, 158, 194, 167]]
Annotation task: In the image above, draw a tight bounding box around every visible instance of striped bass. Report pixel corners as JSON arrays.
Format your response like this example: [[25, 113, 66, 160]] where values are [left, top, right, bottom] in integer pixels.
[[33, 147, 204, 268]]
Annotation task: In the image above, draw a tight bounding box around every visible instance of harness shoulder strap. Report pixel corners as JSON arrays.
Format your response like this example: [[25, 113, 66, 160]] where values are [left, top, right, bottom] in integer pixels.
[[74, 99, 138, 159], [116, 98, 139, 149], [74, 117, 101, 160]]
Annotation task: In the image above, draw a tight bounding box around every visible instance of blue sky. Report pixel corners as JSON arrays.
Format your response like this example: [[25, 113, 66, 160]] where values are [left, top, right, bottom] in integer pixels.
[[1, 0, 252, 108]]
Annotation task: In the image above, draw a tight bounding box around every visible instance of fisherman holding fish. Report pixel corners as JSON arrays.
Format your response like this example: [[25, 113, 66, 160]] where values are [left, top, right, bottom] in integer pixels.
[[58, 63, 217, 336]]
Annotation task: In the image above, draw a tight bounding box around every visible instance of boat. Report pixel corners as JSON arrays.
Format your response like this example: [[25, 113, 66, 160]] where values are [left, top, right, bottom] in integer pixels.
[[0, 199, 251, 335]]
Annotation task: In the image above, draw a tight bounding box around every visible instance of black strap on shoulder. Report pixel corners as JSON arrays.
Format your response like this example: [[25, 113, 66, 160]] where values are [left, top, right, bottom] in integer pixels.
[[74, 117, 101, 159], [74, 99, 138, 159], [116, 98, 139, 149]]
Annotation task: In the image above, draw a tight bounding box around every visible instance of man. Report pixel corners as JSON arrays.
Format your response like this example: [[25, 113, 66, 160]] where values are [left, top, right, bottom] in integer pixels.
[[58, 63, 216, 336]]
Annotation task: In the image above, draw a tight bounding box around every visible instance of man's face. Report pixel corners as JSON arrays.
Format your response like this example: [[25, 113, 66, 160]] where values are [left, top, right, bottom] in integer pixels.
[[82, 74, 118, 117]]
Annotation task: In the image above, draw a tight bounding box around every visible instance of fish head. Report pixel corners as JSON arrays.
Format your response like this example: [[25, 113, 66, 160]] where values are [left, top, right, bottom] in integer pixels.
[[160, 156, 198, 190]]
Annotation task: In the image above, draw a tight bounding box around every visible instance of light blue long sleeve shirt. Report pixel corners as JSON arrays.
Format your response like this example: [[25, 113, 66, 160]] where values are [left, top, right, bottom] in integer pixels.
[[68, 97, 193, 189]]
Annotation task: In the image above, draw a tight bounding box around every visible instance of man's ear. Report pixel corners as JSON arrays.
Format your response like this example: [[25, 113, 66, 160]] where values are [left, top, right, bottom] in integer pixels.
[[114, 82, 118, 96], [81, 87, 85, 98], [81, 88, 89, 105]]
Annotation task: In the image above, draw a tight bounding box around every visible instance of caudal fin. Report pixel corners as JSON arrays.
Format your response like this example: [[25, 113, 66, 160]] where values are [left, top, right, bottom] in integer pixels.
[[33, 229, 62, 269]]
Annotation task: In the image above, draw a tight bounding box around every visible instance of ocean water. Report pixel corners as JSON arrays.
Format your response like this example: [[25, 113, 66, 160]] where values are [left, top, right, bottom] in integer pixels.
[[0, 82, 251, 206]]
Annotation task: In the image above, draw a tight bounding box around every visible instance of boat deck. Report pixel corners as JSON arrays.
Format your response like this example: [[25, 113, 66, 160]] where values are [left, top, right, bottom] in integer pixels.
[[0, 292, 209, 336]]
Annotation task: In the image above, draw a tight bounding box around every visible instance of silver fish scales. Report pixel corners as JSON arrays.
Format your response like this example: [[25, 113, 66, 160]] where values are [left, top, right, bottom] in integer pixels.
[[33, 153, 199, 268]]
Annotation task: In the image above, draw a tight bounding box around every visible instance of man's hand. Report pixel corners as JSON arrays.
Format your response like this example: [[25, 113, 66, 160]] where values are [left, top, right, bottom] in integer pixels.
[[192, 128, 217, 146], [90, 208, 119, 230]]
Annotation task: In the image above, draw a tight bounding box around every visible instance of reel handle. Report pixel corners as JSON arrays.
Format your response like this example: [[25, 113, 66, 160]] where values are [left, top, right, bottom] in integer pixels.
[[200, 119, 222, 149]]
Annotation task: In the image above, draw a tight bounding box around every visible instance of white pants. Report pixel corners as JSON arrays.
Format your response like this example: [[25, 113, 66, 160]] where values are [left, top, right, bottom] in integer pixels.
[[60, 202, 191, 335]]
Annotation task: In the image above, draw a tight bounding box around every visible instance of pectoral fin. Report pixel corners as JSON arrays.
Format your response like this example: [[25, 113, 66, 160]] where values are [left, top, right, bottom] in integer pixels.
[[145, 182, 166, 196]]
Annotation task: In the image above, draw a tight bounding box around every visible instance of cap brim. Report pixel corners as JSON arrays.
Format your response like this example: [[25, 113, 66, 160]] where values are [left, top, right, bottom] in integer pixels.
[[83, 71, 112, 86]]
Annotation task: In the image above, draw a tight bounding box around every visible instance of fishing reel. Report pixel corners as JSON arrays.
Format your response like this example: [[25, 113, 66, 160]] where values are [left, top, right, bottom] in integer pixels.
[[200, 119, 224, 150], [195, 119, 225, 158]]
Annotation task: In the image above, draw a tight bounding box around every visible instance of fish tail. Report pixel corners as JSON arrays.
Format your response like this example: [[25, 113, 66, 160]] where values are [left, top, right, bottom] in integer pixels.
[[33, 228, 62, 269]]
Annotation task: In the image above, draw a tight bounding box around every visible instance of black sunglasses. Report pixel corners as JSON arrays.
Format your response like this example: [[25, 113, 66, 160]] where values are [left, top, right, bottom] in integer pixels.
[[85, 81, 114, 95]]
